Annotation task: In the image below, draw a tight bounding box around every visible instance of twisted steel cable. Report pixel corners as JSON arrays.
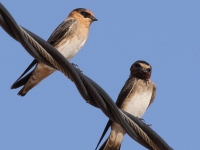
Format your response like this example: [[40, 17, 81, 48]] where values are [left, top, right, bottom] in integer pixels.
[[19, 26, 71, 80], [121, 110, 160, 150], [0, 3, 173, 150]]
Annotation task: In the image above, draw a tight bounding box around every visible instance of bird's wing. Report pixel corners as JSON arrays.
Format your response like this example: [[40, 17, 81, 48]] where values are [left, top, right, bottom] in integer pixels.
[[11, 19, 77, 88], [11, 59, 37, 89], [115, 77, 136, 107], [95, 119, 112, 150], [47, 18, 77, 46], [95, 77, 136, 149], [148, 83, 156, 107]]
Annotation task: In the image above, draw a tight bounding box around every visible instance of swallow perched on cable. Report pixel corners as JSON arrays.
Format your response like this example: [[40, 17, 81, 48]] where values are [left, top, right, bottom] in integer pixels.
[[11, 8, 97, 96], [96, 60, 156, 150]]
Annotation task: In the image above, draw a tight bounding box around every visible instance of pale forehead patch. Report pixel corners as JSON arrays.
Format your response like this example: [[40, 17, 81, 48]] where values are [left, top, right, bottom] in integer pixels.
[[139, 63, 151, 69]]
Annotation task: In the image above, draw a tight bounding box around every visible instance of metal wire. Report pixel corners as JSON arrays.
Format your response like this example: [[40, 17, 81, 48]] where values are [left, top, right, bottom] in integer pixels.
[[0, 3, 173, 150], [19, 26, 71, 80], [121, 110, 160, 150]]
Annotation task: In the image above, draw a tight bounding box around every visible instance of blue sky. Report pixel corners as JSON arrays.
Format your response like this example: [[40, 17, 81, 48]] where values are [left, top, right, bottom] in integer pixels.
[[0, 1, 200, 150]]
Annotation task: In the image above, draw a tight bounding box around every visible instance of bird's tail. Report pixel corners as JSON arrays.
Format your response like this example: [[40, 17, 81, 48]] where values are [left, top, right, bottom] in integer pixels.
[[99, 123, 125, 150], [99, 138, 109, 150], [17, 71, 40, 96], [18, 67, 54, 96], [11, 62, 55, 96], [11, 69, 40, 96], [11, 59, 37, 90], [11, 71, 33, 90]]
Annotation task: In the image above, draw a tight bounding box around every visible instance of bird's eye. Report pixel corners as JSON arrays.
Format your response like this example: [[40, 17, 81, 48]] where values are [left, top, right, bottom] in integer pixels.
[[147, 68, 151, 72], [81, 12, 89, 18], [81, 12, 86, 15], [135, 64, 140, 68]]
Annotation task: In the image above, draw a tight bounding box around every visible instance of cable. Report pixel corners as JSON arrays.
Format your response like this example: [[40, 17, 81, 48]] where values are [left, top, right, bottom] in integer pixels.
[[0, 3, 173, 150]]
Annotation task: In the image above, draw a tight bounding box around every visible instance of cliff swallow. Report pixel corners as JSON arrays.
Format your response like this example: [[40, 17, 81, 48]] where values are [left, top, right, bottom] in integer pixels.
[[11, 8, 97, 96], [96, 60, 156, 150]]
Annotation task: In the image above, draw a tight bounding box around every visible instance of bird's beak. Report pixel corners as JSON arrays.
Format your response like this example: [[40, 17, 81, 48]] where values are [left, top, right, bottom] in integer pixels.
[[91, 16, 98, 21]]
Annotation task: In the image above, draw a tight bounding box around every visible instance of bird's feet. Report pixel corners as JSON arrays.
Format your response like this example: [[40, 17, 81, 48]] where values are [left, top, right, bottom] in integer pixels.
[[139, 118, 152, 127], [139, 118, 145, 122], [71, 63, 83, 73], [71, 63, 78, 67]]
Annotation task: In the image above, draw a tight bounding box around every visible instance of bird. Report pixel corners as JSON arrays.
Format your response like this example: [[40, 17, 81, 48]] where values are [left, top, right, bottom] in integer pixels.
[[96, 60, 156, 150], [11, 8, 97, 96]]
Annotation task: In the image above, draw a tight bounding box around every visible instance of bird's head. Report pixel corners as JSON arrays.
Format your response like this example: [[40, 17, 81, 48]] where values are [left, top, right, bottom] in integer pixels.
[[69, 8, 97, 25], [130, 60, 152, 80]]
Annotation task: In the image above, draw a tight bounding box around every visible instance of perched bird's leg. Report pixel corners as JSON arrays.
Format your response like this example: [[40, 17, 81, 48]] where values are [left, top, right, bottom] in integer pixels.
[[71, 63, 78, 67], [139, 117, 145, 123], [147, 124, 152, 127], [139, 118, 152, 126], [71, 63, 83, 73]]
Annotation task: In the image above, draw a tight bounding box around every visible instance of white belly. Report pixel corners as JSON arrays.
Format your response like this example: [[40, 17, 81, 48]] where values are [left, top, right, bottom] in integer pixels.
[[121, 81, 153, 118], [55, 37, 86, 60]]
